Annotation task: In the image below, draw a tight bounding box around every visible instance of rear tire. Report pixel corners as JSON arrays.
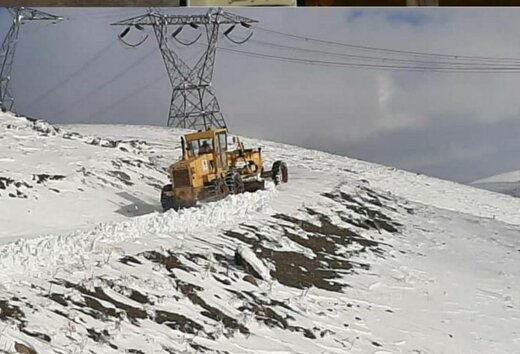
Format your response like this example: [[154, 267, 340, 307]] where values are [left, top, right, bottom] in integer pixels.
[[226, 172, 245, 194], [161, 184, 179, 212], [272, 161, 288, 186]]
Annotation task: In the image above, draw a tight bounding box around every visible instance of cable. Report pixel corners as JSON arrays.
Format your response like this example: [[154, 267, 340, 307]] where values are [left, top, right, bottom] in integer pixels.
[[83, 72, 167, 122], [25, 38, 119, 111], [255, 26, 520, 64], [217, 46, 520, 73], [244, 38, 520, 68], [50, 46, 158, 119]]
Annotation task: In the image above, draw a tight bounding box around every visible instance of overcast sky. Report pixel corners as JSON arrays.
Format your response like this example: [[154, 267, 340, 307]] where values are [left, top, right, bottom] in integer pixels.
[[3, 7, 520, 183]]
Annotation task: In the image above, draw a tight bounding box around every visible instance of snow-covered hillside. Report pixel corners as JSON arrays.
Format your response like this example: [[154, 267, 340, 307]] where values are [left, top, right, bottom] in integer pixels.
[[0, 112, 519, 354], [0, 115, 198, 242], [472, 170, 520, 198]]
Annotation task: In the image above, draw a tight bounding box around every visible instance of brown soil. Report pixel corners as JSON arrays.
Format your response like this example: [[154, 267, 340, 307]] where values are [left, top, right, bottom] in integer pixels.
[[224, 187, 401, 293]]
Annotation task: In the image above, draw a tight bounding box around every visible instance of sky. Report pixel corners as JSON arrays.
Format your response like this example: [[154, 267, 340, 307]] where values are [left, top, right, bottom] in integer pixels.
[[2, 7, 520, 183]]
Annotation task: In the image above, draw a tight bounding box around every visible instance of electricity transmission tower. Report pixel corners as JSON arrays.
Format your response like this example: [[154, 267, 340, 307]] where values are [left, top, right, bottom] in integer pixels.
[[112, 8, 257, 130], [0, 7, 63, 112]]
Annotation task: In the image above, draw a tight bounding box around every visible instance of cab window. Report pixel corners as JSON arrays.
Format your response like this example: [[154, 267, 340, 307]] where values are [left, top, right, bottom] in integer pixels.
[[218, 132, 227, 152], [188, 138, 213, 155]]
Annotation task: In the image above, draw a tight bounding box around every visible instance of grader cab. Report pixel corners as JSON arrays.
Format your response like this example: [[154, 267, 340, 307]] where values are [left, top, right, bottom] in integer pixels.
[[161, 128, 288, 211]]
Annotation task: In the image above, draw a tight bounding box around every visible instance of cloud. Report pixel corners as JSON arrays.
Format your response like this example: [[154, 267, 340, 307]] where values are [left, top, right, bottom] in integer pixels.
[[4, 7, 520, 182]]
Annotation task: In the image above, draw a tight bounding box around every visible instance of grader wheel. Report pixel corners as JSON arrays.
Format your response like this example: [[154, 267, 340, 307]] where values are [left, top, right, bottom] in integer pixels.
[[226, 172, 245, 194], [272, 161, 288, 185], [161, 184, 180, 212], [206, 178, 229, 201]]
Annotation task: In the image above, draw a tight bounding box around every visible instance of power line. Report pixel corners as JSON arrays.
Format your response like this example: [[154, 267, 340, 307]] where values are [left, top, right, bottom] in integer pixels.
[[25, 38, 119, 111], [14, 14, 520, 127], [217, 46, 520, 73], [49, 46, 158, 119], [245, 38, 520, 68], [255, 26, 520, 64], [83, 72, 167, 122]]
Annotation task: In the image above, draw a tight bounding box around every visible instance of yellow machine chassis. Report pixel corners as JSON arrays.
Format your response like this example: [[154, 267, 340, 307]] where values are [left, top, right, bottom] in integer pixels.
[[161, 128, 278, 209]]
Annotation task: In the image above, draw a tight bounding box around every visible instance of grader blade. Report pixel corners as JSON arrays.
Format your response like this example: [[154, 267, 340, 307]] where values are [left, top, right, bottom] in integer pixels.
[[244, 179, 265, 193]]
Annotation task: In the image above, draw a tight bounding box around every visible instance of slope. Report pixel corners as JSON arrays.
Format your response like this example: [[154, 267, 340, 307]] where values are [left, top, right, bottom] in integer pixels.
[[0, 113, 519, 354], [472, 169, 520, 198]]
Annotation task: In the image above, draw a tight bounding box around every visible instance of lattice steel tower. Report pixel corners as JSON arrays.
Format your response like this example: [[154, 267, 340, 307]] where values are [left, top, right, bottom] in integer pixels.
[[112, 8, 256, 130], [0, 7, 63, 112]]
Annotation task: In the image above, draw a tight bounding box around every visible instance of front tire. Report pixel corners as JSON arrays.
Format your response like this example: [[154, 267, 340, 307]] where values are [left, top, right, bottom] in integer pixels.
[[161, 184, 179, 212], [272, 161, 288, 186]]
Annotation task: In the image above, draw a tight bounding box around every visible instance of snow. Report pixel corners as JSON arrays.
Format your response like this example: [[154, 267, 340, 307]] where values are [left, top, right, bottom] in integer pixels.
[[0, 112, 519, 353], [474, 169, 520, 184], [471, 169, 520, 198], [235, 244, 271, 281]]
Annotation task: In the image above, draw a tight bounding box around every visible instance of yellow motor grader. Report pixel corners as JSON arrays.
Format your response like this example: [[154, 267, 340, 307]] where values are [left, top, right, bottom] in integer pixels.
[[161, 128, 288, 211]]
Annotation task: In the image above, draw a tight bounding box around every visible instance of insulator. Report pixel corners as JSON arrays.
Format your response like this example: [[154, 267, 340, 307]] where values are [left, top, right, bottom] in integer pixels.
[[119, 26, 131, 38], [172, 26, 183, 38], [223, 25, 235, 36]]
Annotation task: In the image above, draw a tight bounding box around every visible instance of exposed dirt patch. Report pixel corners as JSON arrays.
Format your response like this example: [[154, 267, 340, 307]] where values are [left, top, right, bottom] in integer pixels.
[[223, 186, 401, 293], [86, 328, 119, 350], [107, 170, 133, 186], [155, 310, 203, 334], [234, 290, 316, 338], [45, 277, 212, 345], [189, 343, 227, 353], [86, 328, 111, 343], [0, 177, 33, 198], [322, 190, 403, 233], [19, 328, 51, 342], [140, 250, 192, 272], [0, 298, 52, 346], [0, 177, 15, 190], [55, 280, 147, 323], [14, 342, 37, 354], [62, 132, 82, 140], [119, 158, 157, 170], [258, 246, 351, 292], [128, 350, 146, 354], [0, 299, 24, 321], [86, 137, 120, 148], [225, 211, 381, 292], [175, 279, 249, 336], [118, 255, 142, 266], [25, 117, 61, 136], [32, 174, 65, 185], [47, 293, 68, 307]]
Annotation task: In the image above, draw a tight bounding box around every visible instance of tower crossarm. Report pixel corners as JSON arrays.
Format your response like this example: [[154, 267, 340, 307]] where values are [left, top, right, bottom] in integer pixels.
[[17, 7, 64, 23], [111, 11, 257, 27]]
